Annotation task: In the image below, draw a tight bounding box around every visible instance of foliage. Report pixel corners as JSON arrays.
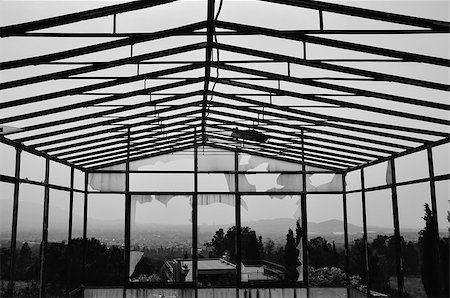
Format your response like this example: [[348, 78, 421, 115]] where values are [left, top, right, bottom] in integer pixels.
[[284, 228, 300, 281], [309, 267, 346, 286], [418, 203, 440, 297]]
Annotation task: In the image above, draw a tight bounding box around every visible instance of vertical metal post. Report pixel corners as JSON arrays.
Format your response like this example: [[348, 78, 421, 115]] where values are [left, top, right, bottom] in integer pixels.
[[319, 10, 324, 30], [8, 145, 21, 296], [193, 143, 198, 296], [39, 158, 50, 298], [342, 174, 350, 294], [300, 130, 309, 289], [389, 159, 404, 296], [82, 172, 88, 284], [113, 14, 117, 34], [235, 150, 241, 294], [360, 169, 370, 297], [303, 42, 307, 60], [66, 167, 74, 295], [124, 128, 131, 297], [427, 146, 442, 295]]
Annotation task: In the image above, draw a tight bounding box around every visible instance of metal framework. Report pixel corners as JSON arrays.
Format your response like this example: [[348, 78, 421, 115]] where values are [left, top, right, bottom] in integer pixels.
[[0, 0, 449, 297]]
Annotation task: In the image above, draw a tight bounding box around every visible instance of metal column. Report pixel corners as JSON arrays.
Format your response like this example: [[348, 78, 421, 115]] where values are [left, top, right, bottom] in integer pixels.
[[389, 159, 404, 296], [7, 145, 21, 296], [427, 146, 443, 295], [193, 143, 198, 295], [124, 127, 131, 296], [360, 169, 371, 297], [66, 167, 74, 294], [235, 150, 242, 294], [342, 174, 350, 294], [39, 158, 50, 298]]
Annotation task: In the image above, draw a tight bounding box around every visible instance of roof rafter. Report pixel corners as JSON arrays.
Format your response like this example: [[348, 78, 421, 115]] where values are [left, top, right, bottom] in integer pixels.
[[210, 91, 437, 144], [214, 42, 450, 91], [261, 0, 450, 31], [217, 21, 450, 67], [0, 0, 178, 37], [0, 42, 206, 90]]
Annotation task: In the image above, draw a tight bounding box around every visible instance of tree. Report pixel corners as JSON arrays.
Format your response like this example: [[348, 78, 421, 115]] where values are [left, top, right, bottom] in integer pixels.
[[208, 228, 226, 258], [402, 241, 419, 275], [257, 236, 264, 259], [244, 231, 260, 264], [284, 228, 300, 281], [295, 221, 303, 246], [418, 203, 440, 297]]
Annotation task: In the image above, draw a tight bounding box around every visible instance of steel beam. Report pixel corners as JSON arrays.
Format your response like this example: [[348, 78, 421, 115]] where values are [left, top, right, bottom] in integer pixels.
[[0, 0, 179, 36], [214, 42, 449, 91]]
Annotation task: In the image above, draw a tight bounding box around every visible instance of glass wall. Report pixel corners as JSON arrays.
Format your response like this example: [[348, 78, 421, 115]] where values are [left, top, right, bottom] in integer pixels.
[[240, 195, 302, 284], [346, 192, 366, 290], [0, 182, 14, 295], [197, 194, 236, 286], [307, 194, 346, 287], [45, 189, 70, 296], [15, 183, 44, 297], [0, 143, 15, 177], [365, 189, 396, 296], [85, 194, 125, 286], [435, 180, 449, 297], [130, 194, 192, 283], [397, 183, 430, 297]]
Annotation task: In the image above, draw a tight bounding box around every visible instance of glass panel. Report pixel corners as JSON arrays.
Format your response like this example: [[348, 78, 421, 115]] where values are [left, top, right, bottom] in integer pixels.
[[0, 143, 15, 177], [240, 195, 303, 283], [433, 143, 450, 176], [130, 173, 193, 192], [15, 184, 44, 297], [74, 170, 84, 191], [198, 147, 234, 171], [364, 162, 389, 189], [346, 192, 367, 291], [307, 194, 346, 286], [20, 152, 45, 182], [198, 195, 236, 286], [365, 189, 396, 296], [85, 194, 124, 286], [45, 189, 70, 296], [239, 154, 302, 172], [397, 183, 430, 297], [435, 180, 450, 237], [307, 173, 342, 192], [129, 151, 193, 171], [198, 174, 233, 192], [49, 161, 70, 187], [346, 170, 361, 192], [130, 195, 192, 283], [71, 192, 84, 239], [48, 190, 69, 243], [435, 180, 449, 297], [88, 173, 125, 192], [0, 182, 14, 294], [67, 192, 84, 291], [238, 173, 302, 192], [396, 150, 428, 183]]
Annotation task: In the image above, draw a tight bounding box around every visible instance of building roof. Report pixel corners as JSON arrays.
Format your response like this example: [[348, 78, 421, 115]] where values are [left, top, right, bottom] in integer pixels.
[[0, 0, 449, 173]]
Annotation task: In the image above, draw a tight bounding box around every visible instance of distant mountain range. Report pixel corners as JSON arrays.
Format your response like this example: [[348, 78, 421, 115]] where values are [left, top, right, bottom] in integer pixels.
[[1, 199, 403, 237]]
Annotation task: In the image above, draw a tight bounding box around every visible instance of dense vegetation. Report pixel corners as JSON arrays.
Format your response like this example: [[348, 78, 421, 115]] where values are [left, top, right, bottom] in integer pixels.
[[1, 205, 448, 297]]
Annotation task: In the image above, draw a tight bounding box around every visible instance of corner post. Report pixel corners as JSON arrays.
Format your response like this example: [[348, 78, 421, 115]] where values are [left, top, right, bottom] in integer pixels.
[[39, 158, 50, 298], [389, 159, 404, 296], [342, 174, 350, 293], [124, 127, 131, 297], [8, 145, 22, 296], [360, 169, 370, 297]]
